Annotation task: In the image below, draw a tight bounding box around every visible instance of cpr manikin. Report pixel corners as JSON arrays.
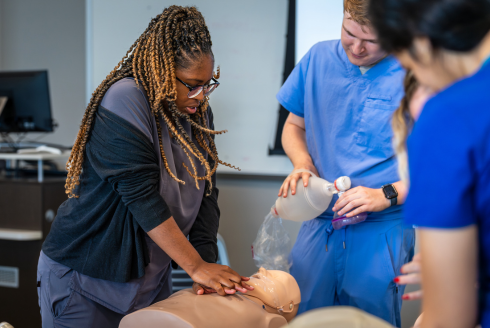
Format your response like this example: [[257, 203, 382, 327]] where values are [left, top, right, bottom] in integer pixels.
[[119, 268, 301, 328]]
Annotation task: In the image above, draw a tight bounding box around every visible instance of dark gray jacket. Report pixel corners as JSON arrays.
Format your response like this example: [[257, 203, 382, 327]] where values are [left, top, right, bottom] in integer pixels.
[[42, 106, 219, 283]]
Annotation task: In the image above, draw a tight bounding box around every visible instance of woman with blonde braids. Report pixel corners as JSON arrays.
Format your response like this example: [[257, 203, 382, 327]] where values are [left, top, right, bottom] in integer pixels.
[[36, 6, 251, 328]]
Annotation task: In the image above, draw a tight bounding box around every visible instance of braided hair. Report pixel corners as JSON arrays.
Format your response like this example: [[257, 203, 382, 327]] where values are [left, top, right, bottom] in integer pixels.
[[65, 5, 238, 198]]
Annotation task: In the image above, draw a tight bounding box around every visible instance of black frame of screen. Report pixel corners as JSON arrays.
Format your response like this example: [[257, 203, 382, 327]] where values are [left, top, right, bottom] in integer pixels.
[[268, 0, 296, 156]]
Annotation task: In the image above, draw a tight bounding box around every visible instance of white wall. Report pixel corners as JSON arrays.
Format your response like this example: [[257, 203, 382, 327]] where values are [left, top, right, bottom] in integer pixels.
[[88, 0, 293, 175], [296, 0, 344, 63], [0, 0, 86, 147]]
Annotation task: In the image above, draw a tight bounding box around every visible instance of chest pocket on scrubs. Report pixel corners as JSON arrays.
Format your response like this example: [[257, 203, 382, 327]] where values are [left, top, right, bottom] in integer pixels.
[[356, 94, 398, 158]]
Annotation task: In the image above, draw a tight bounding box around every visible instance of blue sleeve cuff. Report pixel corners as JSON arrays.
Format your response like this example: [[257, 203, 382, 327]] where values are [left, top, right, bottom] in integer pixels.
[[276, 93, 304, 118]]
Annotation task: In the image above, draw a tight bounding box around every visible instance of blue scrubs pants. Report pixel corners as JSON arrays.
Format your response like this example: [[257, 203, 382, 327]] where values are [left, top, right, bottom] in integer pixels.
[[290, 217, 415, 327]]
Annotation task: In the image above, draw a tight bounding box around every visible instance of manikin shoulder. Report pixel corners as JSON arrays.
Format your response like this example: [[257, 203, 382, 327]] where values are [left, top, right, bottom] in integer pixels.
[[119, 289, 287, 328]]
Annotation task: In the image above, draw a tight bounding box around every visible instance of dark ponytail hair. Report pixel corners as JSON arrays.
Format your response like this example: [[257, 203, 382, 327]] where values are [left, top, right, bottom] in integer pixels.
[[368, 0, 490, 54]]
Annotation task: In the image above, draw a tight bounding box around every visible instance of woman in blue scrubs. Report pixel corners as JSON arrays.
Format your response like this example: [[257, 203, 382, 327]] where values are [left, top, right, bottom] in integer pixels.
[[370, 0, 490, 326]]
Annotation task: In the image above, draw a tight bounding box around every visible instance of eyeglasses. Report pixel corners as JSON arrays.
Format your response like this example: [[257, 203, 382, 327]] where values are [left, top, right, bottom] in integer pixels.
[[176, 77, 220, 99]]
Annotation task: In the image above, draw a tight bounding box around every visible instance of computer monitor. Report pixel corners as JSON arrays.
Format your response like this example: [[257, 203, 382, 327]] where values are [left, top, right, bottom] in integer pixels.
[[0, 70, 53, 132]]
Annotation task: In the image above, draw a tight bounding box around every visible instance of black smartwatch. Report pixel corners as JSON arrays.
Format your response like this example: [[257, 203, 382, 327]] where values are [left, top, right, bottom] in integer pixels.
[[382, 184, 398, 206]]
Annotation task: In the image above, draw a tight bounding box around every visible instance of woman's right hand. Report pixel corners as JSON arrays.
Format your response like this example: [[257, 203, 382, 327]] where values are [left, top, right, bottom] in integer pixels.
[[147, 219, 252, 297], [189, 261, 250, 296], [278, 166, 319, 198]]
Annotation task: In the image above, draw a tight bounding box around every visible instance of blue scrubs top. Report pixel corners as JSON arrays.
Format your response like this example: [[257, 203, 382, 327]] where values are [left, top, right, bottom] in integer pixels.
[[405, 60, 490, 326], [277, 40, 405, 219]]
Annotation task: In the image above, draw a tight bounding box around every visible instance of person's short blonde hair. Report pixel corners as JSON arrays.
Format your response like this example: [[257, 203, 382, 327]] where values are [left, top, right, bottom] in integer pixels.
[[343, 0, 371, 26]]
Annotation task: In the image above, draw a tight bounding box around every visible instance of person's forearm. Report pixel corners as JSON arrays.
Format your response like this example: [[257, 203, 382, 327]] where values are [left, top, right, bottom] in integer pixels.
[[282, 121, 315, 170], [147, 217, 204, 275], [419, 226, 478, 328], [189, 185, 220, 263], [393, 180, 407, 205]]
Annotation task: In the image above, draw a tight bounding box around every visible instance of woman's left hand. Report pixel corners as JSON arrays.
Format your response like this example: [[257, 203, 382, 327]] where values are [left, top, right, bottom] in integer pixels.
[[192, 276, 254, 295], [332, 186, 390, 217], [395, 253, 423, 301]]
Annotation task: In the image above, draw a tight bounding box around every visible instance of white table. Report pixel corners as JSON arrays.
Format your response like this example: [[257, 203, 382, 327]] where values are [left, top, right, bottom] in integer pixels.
[[0, 152, 70, 182], [0, 228, 43, 241]]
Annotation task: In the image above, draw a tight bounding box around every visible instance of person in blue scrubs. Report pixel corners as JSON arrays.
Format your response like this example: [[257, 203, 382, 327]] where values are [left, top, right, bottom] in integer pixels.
[[276, 1, 414, 326], [369, 0, 490, 327]]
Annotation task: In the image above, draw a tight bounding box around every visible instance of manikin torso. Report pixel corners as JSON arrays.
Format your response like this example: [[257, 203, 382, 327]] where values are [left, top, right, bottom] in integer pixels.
[[119, 268, 301, 328]]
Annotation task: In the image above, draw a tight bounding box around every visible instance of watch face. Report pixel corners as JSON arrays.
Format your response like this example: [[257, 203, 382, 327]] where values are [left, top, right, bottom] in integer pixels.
[[383, 184, 398, 199]]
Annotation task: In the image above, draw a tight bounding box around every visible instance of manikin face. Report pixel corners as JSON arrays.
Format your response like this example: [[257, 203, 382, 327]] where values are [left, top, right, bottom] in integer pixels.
[[245, 268, 301, 322], [340, 12, 387, 67], [173, 53, 215, 115]]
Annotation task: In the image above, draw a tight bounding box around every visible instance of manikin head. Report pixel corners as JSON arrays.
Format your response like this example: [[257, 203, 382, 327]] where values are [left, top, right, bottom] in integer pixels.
[[242, 268, 301, 322], [341, 0, 387, 67]]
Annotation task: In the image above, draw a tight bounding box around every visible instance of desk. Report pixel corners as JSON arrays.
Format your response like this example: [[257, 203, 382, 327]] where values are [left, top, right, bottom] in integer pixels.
[[0, 177, 67, 327], [0, 152, 70, 182]]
